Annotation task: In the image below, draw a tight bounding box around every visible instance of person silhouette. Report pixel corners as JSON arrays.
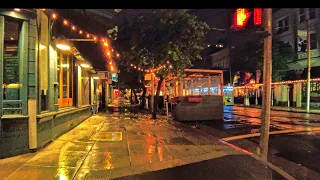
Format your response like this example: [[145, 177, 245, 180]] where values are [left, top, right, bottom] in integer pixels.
[[298, 37, 307, 52]]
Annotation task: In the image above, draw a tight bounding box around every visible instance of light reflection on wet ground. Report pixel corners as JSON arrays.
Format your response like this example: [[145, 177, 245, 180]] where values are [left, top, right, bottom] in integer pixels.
[[1, 113, 245, 180], [185, 106, 320, 137]]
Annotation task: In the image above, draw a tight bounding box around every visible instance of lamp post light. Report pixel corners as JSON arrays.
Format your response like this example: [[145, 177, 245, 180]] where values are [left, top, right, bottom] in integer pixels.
[[54, 37, 97, 51]]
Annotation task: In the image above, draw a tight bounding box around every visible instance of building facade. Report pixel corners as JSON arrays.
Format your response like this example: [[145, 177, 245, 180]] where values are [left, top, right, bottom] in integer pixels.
[[272, 8, 320, 108], [211, 47, 230, 69], [0, 9, 108, 158]]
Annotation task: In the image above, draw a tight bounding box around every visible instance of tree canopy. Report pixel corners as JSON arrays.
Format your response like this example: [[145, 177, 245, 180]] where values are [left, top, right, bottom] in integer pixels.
[[232, 40, 295, 83], [115, 9, 210, 118], [272, 41, 295, 82], [116, 9, 210, 79]]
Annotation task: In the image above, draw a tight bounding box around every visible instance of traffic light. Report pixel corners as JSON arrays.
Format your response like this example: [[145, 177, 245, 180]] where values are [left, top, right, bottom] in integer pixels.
[[233, 8, 263, 29]]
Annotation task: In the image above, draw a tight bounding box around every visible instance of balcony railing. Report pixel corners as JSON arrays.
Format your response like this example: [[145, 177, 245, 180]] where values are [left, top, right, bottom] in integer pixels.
[[297, 49, 319, 60]]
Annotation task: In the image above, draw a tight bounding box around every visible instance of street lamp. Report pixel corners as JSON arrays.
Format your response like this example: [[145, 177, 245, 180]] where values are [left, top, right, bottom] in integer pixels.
[[53, 36, 97, 51], [80, 63, 91, 68]]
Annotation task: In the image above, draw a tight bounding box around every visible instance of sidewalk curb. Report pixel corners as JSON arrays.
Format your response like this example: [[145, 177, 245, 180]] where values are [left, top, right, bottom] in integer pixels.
[[219, 140, 296, 180], [221, 128, 320, 142], [237, 104, 320, 115], [181, 120, 296, 180]]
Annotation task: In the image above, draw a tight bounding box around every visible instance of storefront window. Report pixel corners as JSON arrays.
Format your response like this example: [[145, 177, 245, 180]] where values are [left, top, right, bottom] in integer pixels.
[[2, 17, 23, 115], [57, 52, 73, 107], [81, 69, 90, 105], [3, 18, 21, 100], [302, 82, 320, 102]]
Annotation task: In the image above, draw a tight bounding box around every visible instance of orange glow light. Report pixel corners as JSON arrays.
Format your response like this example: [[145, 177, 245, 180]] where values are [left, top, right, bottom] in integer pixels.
[[104, 42, 108, 46], [116, 53, 119, 57], [94, 37, 97, 40], [79, 30, 83, 34], [86, 34, 90, 38], [52, 13, 57, 19], [63, 20, 68, 25], [107, 51, 111, 56], [72, 26, 76, 30]]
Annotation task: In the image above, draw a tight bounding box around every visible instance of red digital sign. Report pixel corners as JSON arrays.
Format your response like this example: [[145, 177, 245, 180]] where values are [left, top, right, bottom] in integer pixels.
[[254, 8, 262, 26], [186, 96, 202, 103]]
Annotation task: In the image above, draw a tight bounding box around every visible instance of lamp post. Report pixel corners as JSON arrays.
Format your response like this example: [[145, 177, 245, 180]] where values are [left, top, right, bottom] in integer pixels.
[[306, 12, 311, 113]]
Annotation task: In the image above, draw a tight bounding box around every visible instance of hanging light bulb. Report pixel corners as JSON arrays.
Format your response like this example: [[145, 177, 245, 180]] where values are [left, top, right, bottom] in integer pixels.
[[52, 13, 57, 19]]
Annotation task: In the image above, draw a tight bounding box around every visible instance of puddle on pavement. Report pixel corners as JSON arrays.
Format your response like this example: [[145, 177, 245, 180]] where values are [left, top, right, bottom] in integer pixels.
[[91, 132, 123, 141]]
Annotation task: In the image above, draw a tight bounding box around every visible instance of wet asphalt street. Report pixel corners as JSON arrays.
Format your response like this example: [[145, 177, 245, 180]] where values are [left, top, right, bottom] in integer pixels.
[[183, 106, 320, 179], [115, 155, 284, 180]]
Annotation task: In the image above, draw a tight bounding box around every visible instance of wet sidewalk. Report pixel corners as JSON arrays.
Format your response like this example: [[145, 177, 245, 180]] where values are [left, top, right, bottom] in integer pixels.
[[0, 113, 286, 180]]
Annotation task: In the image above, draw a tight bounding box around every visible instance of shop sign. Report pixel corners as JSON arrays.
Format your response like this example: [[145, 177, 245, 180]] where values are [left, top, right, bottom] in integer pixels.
[[186, 96, 202, 103]]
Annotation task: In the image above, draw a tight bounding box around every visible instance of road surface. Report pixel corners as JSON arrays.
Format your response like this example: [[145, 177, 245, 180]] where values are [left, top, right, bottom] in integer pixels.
[[183, 106, 320, 179]]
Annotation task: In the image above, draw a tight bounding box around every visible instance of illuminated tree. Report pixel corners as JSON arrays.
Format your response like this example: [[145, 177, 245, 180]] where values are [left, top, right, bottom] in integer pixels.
[[116, 9, 210, 119]]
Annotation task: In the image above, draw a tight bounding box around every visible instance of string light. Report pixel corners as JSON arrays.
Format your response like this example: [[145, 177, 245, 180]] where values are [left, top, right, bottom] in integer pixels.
[[52, 13, 57, 19], [48, 10, 116, 49], [47, 9, 120, 73], [234, 78, 320, 89], [129, 61, 171, 73]]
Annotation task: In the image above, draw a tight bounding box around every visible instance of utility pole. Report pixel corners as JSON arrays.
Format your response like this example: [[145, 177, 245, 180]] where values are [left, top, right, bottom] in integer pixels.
[[258, 8, 272, 162], [306, 12, 311, 113], [227, 9, 233, 85]]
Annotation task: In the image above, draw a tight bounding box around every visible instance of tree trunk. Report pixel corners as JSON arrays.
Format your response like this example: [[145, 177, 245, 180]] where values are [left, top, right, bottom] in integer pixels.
[[152, 76, 164, 119], [131, 88, 139, 104], [130, 88, 134, 104], [140, 86, 146, 109]]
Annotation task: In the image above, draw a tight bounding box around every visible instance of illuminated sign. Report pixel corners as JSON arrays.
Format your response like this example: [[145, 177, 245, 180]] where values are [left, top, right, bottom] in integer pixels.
[[186, 96, 202, 103], [111, 73, 118, 82], [233, 8, 263, 29], [144, 73, 152, 81]]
